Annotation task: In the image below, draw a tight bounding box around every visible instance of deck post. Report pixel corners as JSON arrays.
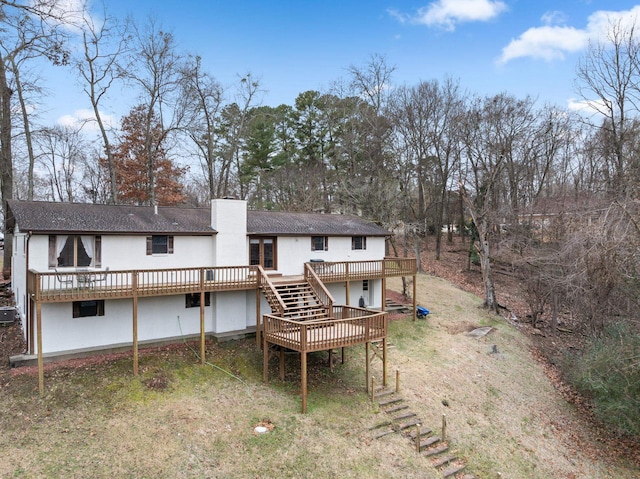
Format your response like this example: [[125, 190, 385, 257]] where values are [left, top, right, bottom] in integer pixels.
[[412, 274, 417, 321], [256, 288, 261, 348], [345, 281, 350, 306], [279, 347, 285, 380], [132, 272, 139, 376], [381, 278, 386, 311], [383, 337, 388, 387], [301, 351, 308, 413], [263, 329, 269, 382], [200, 290, 206, 365], [365, 342, 370, 393], [36, 301, 43, 395]]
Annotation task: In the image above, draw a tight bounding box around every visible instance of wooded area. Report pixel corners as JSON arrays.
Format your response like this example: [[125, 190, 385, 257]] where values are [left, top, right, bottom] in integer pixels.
[[0, 1, 639, 436]]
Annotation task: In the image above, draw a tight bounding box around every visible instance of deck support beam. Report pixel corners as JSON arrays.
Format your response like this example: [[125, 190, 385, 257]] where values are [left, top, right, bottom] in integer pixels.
[[200, 290, 206, 365], [412, 274, 417, 321], [301, 351, 307, 413], [132, 295, 138, 376], [256, 289, 261, 348], [36, 301, 43, 395]]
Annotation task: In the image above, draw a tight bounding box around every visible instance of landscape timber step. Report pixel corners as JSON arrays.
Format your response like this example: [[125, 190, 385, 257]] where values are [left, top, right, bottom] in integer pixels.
[[406, 426, 433, 439], [383, 404, 409, 414], [373, 429, 395, 439], [398, 417, 421, 430], [432, 455, 457, 468], [368, 421, 392, 431], [377, 396, 403, 406], [419, 435, 442, 449], [392, 411, 416, 421], [442, 464, 466, 478], [373, 389, 395, 399], [422, 444, 449, 457]]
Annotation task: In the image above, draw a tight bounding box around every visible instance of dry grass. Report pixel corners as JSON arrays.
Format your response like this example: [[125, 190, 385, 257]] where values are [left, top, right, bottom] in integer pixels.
[[0, 274, 638, 478]]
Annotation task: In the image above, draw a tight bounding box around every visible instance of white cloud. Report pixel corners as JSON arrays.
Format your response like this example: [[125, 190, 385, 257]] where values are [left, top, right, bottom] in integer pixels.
[[567, 97, 609, 117], [498, 25, 588, 64], [499, 5, 640, 64], [57, 109, 118, 133], [397, 0, 508, 31]]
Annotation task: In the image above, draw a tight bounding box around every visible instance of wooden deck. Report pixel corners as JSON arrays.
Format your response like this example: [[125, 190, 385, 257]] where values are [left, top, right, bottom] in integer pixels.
[[27, 257, 417, 304], [262, 306, 386, 353], [262, 306, 388, 413]]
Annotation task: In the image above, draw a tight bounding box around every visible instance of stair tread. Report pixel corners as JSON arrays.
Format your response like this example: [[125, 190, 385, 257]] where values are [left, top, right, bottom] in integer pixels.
[[398, 417, 421, 430], [406, 427, 433, 439], [384, 404, 409, 414], [442, 464, 465, 478], [419, 436, 441, 448], [373, 429, 395, 439], [432, 455, 457, 468], [422, 444, 449, 457], [377, 396, 403, 406]]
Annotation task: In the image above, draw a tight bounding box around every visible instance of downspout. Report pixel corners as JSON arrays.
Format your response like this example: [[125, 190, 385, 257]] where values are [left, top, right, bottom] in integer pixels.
[[26, 231, 33, 354]]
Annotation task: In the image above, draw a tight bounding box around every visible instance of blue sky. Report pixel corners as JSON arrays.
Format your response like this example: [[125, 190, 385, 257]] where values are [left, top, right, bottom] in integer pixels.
[[50, 0, 640, 128]]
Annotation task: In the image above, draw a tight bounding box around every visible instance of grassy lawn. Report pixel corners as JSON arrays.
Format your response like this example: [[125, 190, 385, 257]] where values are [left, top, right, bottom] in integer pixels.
[[0, 274, 637, 478]]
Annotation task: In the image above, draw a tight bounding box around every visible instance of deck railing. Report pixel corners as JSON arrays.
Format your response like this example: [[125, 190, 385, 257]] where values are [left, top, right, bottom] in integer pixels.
[[262, 306, 387, 353], [306, 257, 417, 283], [304, 263, 334, 315], [29, 265, 260, 302]]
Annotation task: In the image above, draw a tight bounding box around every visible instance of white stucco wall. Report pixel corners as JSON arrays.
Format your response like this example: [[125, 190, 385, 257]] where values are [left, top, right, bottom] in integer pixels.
[[26, 234, 215, 272], [270, 236, 386, 275], [11, 232, 28, 329], [211, 199, 248, 266]]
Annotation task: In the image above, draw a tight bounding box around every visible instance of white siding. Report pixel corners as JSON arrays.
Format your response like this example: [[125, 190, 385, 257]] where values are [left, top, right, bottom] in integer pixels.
[[271, 236, 386, 275]]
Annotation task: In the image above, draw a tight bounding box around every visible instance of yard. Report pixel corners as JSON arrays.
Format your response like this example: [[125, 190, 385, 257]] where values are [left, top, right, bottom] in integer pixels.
[[0, 274, 638, 478]]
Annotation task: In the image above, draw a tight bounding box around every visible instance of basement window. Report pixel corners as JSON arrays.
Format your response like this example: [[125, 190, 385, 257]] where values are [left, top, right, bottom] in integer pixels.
[[185, 292, 211, 308], [73, 300, 105, 318]]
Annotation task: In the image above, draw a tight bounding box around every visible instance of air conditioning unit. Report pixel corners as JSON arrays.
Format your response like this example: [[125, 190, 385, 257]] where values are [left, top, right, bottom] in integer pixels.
[[0, 306, 16, 324]]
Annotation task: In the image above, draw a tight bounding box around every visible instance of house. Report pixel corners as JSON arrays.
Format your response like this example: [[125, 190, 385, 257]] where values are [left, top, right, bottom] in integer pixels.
[[7, 199, 417, 410]]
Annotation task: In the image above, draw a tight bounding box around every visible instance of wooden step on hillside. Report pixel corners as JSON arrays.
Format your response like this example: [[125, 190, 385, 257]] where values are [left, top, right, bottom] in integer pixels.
[[441, 464, 466, 478], [377, 395, 403, 406], [385, 298, 411, 313]]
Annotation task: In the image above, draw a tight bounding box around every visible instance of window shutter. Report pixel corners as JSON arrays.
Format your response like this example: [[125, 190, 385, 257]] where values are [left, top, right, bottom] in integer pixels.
[[146, 236, 152, 255], [325, 236, 328, 251], [48, 235, 56, 268], [94, 236, 102, 267], [168, 236, 174, 254]]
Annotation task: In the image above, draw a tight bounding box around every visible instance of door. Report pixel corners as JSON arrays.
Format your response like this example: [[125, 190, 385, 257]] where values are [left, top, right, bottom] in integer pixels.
[[249, 237, 276, 270]]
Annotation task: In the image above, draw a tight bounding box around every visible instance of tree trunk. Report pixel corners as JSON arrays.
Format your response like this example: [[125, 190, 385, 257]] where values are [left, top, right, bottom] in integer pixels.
[[11, 60, 35, 201], [476, 220, 497, 312], [0, 54, 14, 278]]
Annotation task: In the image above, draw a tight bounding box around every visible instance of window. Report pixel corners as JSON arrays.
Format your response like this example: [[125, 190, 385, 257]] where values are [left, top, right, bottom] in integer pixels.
[[146, 235, 174, 255], [49, 235, 101, 268], [311, 236, 328, 251], [352, 236, 366, 250], [249, 237, 277, 269], [185, 292, 211, 308], [73, 300, 105, 318]]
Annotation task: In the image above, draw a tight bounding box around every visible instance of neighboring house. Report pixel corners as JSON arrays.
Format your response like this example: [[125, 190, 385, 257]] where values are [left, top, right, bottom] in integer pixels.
[[7, 199, 415, 363]]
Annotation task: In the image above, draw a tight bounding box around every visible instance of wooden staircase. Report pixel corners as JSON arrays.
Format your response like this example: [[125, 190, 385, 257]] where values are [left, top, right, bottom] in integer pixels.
[[262, 277, 331, 321]]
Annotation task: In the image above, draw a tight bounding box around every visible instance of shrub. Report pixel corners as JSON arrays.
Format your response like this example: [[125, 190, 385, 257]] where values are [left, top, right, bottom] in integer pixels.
[[565, 322, 640, 437]]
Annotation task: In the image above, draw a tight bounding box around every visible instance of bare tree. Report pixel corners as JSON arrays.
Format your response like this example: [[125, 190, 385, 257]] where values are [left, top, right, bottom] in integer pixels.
[[178, 55, 224, 200], [36, 125, 86, 202], [76, 6, 130, 204], [0, 0, 70, 277], [125, 18, 182, 205], [575, 17, 640, 197]]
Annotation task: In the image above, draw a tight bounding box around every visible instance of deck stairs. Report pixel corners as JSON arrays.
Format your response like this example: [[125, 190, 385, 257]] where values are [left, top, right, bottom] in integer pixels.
[[262, 277, 331, 321]]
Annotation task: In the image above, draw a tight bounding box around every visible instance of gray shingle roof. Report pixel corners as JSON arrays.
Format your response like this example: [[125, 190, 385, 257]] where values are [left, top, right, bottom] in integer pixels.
[[6, 200, 390, 237], [6, 200, 214, 235], [247, 211, 389, 236]]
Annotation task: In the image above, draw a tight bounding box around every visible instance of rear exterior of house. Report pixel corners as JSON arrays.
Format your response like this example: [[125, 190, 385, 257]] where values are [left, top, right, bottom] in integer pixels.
[[7, 199, 394, 360]]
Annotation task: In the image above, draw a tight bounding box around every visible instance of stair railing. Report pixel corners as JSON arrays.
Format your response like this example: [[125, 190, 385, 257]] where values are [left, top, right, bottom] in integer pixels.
[[257, 265, 286, 316], [304, 263, 334, 315]]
